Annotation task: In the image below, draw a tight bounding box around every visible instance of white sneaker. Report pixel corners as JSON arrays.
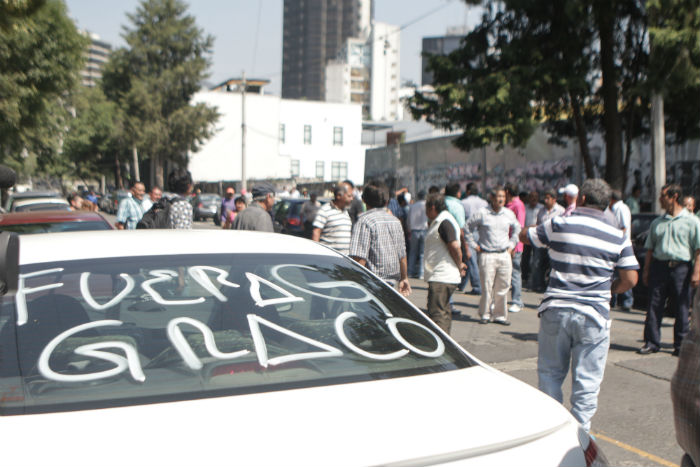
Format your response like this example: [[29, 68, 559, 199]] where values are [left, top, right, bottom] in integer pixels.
[[509, 304, 522, 313]]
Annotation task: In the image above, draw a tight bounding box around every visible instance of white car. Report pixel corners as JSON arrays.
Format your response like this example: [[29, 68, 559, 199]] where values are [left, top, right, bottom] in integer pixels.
[[10, 197, 71, 212], [0, 230, 607, 466]]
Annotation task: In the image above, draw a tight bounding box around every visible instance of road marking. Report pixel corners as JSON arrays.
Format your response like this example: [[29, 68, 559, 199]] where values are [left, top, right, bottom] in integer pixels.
[[592, 431, 679, 467]]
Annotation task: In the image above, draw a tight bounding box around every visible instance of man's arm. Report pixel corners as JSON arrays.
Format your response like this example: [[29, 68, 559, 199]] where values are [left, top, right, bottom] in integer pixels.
[[398, 257, 411, 296], [446, 239, 467, 277], [612, 269, 638, 294], [519, 227, 531, 245], [691, 248, 700, 289], [311, 227, 321, 242]]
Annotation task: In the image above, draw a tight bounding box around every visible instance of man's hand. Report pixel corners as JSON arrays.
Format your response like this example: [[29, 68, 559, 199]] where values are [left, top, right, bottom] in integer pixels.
[[691, 269, 700, 289], [508, 247, 514, 257], [398, 279, 412, 296], [459, 262, 467, 277], [475, 245, 482, 254]]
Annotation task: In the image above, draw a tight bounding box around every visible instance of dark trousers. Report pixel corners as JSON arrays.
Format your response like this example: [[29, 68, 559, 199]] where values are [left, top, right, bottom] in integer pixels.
[[427, 282, 457, 334], [522, 244, 533, 283], [644, 259, 692, 351]]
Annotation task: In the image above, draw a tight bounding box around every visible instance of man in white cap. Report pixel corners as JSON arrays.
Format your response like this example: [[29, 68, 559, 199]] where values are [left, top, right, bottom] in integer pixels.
[[559, 184, 579, 217]]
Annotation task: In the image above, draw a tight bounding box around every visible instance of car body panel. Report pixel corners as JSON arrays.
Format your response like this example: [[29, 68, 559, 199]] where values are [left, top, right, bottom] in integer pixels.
[[0, 366, 583, 467]]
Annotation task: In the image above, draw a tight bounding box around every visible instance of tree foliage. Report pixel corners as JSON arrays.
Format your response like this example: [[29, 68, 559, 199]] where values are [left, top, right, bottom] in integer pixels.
[[410, 0, 699, 190], [101, 0, 219, 187], [0, 0, 87, 174]]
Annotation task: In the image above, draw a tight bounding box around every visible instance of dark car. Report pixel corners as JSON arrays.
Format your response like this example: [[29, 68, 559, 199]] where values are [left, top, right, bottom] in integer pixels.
[[273, 198, 329, 237], [191, 193, 221, 222], [0, 211, 114, 234], [630, 212, 660, 309]]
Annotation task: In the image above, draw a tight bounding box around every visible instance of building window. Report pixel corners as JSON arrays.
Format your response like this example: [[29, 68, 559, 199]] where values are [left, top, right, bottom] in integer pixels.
[[333, 127, 343, 146], [316, 161, 324, 178], [279, 123, 285, 143], [331, 161, 348, 181], [303, 125, 312, 145], [291, 159, 300, 177]]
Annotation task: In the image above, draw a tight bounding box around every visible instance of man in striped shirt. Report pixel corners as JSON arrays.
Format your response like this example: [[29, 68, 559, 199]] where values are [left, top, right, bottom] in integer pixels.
[[312, 182, 353, 255], [520, 178, 638, 432]]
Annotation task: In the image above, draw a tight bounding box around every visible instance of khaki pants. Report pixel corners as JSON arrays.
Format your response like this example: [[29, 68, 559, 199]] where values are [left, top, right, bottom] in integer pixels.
[[427, 282, 458, 333], [478, 251, 513, 321]]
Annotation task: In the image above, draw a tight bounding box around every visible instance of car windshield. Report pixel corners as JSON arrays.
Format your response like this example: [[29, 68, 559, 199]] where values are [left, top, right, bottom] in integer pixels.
[[0, 221, 111, 235], [0, 253, 473, 414]]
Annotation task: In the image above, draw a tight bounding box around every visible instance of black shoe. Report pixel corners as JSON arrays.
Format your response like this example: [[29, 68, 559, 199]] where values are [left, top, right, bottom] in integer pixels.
[[451, 308, 461, 316], [637, 345, 659, 355], [479, 318, 489, 324], [672, 349, 680, 357], [494, 319, 511, 326]]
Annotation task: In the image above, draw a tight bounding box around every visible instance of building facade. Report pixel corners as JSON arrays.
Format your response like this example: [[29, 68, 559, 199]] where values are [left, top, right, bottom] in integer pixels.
[[282, 0, 372, 101], [80, 31, 112, 87], [188, 89, 365, 186]]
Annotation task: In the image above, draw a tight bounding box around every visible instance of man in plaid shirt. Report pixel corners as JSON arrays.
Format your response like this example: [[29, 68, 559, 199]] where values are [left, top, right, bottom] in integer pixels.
[[349, 180, 411, 296]]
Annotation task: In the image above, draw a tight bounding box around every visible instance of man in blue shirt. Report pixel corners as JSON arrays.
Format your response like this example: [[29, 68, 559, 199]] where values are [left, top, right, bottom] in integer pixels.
[[520, 179, 638, 432]]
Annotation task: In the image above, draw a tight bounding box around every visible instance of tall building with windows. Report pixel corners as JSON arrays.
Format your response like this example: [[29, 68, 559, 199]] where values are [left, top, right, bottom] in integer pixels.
[[80, 31, 112, 88], [282, 0, 372, 101]]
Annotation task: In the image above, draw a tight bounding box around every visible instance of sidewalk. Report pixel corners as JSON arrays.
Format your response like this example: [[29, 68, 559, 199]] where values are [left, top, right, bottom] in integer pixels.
[[404, 278, 683, 466]]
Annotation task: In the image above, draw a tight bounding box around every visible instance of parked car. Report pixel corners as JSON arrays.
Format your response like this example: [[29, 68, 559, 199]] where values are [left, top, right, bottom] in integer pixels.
[[0, 211, 113, 235], [11, 197, 71, 212], [4, 190, 62, 212], [0, 230, 606, 466], [191, 193, 221, 222], [273, 197, 328, 237]]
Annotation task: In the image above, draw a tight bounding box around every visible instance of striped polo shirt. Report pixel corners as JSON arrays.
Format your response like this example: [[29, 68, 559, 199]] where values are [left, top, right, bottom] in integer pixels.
[[313, 201, 352, 255], [527, 207, 639, 326]]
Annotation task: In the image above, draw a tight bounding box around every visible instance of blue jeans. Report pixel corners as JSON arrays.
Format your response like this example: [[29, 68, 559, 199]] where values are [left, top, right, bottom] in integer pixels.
[[510, 251, 522, 306], [538, 308, 610, 431], [464, 245, 481, 293], [408, 229, 426, 278]]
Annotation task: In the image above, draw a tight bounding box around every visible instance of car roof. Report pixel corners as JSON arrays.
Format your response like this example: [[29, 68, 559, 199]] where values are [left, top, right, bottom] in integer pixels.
[[7, 190, 61, 199], [0, 210, 109, 225], [17, 230, 341, 265], [12, 197, 69, 207]]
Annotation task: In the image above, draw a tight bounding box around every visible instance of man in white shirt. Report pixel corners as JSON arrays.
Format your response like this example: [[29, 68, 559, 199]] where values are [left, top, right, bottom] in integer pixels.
[[141, 185, 162, 213], [465, 186, 521, 325], [530, 188, 565, 292], [559, 184, 578, 217], [609, 189, 634, 311]]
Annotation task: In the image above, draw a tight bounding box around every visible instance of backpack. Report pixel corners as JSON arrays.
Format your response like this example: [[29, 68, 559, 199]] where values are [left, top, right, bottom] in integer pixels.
[[136, 198, 173, 229]]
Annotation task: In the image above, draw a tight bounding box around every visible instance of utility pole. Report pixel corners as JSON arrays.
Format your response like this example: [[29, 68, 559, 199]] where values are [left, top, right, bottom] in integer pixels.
[[241, 71, 247, 194], [132, 146, 140, 182], [651, 94, 665, 214], [481, 146, 488, 195]]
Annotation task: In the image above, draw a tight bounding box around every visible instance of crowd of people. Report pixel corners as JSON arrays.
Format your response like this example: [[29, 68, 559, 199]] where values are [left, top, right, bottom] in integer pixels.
[[100, 171, 700, 433]]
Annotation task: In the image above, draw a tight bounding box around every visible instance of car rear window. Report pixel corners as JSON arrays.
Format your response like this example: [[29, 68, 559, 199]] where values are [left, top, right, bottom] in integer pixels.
[[0, 254, 473, 414]]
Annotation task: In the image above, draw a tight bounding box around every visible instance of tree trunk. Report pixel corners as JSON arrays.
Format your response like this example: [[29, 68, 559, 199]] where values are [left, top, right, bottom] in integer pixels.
[[622, 107, 634, 194], [154, 154, 164, 189], [570, 91, 595, 179], [115, 152, 123, 189], [594, 0, 625, 190]]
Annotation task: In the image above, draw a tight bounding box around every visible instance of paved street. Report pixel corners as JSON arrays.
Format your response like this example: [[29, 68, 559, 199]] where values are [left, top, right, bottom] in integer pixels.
[[404, 278, 683, 467]]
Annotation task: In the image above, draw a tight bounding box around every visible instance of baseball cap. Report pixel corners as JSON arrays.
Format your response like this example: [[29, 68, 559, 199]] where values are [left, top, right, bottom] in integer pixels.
[[558, 184, 579, 197], [252, 183, 275, 199]]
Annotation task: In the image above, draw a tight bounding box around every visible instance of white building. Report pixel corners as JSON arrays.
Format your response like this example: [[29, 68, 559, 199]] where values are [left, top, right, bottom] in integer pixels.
[[369, 22, 400, 121], [325, 22, 400, 122], [188, 88, 365, 186]]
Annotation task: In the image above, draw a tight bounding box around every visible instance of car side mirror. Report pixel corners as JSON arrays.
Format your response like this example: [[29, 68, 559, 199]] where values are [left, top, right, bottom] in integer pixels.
[[0, 231, 19, 295]]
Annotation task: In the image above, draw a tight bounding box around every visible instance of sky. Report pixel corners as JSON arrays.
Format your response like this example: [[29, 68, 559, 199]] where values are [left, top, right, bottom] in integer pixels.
[[65, 0, 482, 95]]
